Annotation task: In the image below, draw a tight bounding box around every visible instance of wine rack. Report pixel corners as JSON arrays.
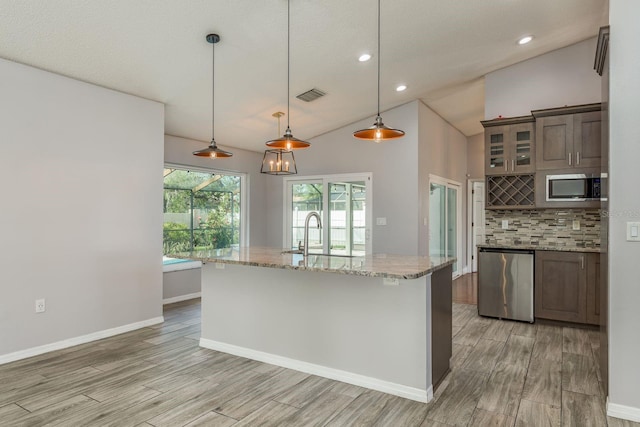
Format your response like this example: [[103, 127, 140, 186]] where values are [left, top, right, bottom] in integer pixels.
[[486, 174, 535, 209]]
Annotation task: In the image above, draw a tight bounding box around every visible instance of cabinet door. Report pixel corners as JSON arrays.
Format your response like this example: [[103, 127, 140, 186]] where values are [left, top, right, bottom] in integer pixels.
[[485, 126, 508, 175], [535, 251, 587, 323], [536, 115, 574, 170], [586, 253, 601, 325], [510, 123, 535, 173], [573, 111, 602, 168]]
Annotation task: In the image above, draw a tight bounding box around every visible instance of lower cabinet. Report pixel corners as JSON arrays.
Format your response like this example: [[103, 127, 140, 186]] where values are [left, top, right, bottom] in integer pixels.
[[535, 251, 599, 325], [586, 254, 600, 325]]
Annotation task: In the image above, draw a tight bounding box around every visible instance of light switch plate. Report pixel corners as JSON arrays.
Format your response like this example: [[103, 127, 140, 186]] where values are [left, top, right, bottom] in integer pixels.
[[627, 222, 640, 241], [501, 220, 508, 229], [572, 220, 580, 231], [215, 263, 225, 269], [376, 217, 387, 226]]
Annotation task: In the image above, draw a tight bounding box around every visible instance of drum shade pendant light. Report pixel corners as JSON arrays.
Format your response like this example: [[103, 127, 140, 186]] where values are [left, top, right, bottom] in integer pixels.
[[265, 0, 310, 150], [353, 0, 405, 142], [193, 34, 233, 158], [262, 112, 297, 175]]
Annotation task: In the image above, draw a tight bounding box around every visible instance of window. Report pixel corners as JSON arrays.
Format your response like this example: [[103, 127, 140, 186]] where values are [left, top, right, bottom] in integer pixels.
[[163, 166, 245, 254], [285, 173, 372, 256]]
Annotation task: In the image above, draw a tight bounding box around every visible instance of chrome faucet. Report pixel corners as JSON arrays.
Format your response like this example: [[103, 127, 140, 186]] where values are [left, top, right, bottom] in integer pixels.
[[302, 211, 322, 257]]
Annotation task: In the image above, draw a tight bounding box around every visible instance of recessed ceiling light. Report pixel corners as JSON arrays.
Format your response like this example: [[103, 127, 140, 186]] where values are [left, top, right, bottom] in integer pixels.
[[358, 53, 371, 62], [396, 85, 407, 92], [518, 35, 533, 45]]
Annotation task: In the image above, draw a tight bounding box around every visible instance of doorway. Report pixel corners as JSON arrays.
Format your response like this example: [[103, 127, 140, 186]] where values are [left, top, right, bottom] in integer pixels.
[[284, 173, 373, 256], [429, 175, 462, 278]]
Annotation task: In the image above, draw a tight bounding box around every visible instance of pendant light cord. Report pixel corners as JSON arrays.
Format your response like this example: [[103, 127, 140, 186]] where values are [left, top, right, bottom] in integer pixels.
[[377, 0, 381, 117], [211, 39, 215, 141], [287, 0, 291, 130]]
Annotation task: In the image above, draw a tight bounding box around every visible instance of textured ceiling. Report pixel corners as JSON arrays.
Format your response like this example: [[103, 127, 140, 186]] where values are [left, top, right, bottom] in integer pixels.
[[0, 0, 607, 151]]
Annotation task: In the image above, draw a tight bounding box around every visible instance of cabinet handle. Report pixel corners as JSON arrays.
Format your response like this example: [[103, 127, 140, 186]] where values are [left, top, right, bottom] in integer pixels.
[[512, 159, 515, 171], [505, 161, 507, 172], [577, 152, 580, 165], [581, 255, 584, 270], [569, 152, 572, 166]]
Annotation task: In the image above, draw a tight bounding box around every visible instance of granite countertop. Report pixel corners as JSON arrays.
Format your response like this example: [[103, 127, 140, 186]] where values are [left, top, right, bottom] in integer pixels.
[[477, 243, 601, 253], [168, 246, 455, 280]]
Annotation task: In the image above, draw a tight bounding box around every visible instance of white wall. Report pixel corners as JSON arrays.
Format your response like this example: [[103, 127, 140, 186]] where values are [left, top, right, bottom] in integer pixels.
[[608, 0, 640, 417], [0, 58, 164, 359], [265, 102, 420, 255], [261, 100, 469, 261], [485, 38, 601, 119], [164, 135, 268, 247], [466, 133, 485, 179]]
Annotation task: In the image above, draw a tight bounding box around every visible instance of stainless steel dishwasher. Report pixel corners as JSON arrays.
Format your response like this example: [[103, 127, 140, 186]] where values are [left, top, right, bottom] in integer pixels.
[[478, 248, 534, 322]]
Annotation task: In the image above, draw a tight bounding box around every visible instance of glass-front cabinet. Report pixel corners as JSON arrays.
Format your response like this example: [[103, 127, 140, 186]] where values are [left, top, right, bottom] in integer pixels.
[[483, 117, 535, 175]]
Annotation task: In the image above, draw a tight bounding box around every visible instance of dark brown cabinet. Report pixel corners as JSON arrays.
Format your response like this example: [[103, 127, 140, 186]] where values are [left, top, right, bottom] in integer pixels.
[[535, 251, 600, 325], [586, 254, 601, 325], [533, 105, 601, 171], [482, 117, 535, 175], [482, 116, 536, 209]]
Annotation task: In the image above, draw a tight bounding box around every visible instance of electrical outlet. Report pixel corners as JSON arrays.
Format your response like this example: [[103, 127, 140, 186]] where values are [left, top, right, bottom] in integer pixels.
[[35, 299, 45, 313], [572, 220, 580, 231], [376, 217, 387, 226], [383, 277, 399, 286], [501, 220, 509, 229]]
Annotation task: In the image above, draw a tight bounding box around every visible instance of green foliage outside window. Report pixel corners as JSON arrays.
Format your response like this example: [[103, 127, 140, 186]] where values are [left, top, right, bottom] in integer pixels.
[[163, 169, 240, 253]]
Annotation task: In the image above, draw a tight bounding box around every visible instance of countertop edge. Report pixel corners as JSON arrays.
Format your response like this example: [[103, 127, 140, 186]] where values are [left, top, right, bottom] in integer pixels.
[[477, 244, 602, 253], [167, 251, 456, 280]]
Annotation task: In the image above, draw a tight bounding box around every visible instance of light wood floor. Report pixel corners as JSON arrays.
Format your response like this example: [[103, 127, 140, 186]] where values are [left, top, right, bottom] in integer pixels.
[[0, 286, 637, 426]]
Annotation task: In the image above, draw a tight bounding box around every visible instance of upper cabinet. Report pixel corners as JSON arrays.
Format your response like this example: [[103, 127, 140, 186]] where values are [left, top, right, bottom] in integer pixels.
[[533, 104, 602, 170], [481, 116, 535, 176]]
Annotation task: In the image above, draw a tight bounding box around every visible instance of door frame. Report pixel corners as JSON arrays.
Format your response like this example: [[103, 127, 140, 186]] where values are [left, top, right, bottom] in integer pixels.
[[428, 174, 463, 278], [283, 172, 373, 255], [467, 179, 485, 273]]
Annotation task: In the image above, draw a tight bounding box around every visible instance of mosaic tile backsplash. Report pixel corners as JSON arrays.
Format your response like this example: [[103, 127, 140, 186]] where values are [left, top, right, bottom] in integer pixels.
[[484, 209, 601, 249]]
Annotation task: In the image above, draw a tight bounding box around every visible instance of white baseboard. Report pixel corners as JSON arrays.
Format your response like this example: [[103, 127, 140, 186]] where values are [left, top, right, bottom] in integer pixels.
[[608, 400, 640, 422], [199, 338, 432, 403], [462, 266, 470, 275], [0, 316, 164, 366], [163, 292, 202, 305]]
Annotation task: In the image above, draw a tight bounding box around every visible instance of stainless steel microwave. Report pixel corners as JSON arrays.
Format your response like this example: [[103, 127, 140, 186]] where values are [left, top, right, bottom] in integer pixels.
[[546, 173, 601, 202]]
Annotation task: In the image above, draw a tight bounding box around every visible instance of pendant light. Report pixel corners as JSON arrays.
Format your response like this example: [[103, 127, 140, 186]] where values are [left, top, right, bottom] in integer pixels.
[[262, 112, 297, 175], [353, 0, 405, 142], [193, 34, 233, 158], [265, 0, 310, 150]]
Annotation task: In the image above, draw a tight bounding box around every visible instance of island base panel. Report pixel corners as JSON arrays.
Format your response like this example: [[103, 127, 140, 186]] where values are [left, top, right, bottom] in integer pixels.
[[199, 263, 433, 402]]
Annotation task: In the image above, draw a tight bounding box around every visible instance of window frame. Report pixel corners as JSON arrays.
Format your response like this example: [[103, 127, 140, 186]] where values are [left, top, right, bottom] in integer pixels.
[[164, 162, 248, 249]]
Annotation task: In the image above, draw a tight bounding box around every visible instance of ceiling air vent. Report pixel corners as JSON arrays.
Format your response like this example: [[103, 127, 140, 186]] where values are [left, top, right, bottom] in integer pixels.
[[296, 88, 326, 102]]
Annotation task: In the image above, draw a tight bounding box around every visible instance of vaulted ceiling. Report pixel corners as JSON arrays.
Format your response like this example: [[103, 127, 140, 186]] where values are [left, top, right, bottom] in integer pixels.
[[0, 0, 607, 151]]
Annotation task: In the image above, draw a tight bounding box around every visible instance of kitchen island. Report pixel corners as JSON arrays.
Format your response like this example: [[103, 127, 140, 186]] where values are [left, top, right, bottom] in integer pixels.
[[170, 247, 454, 403]]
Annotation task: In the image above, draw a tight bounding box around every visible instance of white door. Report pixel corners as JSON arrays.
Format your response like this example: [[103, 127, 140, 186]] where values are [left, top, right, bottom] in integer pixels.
[[471, 181, 485, 272]]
